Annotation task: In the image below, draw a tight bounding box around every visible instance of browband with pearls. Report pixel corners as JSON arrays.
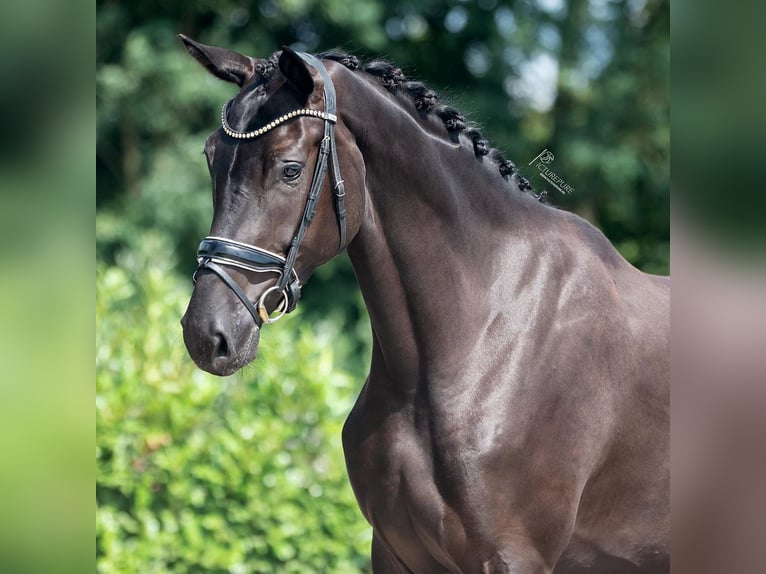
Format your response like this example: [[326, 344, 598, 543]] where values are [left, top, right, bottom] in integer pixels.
[[220, 99, 337, 140]]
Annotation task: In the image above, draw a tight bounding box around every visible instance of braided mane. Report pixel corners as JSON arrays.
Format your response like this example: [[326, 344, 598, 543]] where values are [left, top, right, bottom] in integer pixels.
[[258, 49, 544, 201]]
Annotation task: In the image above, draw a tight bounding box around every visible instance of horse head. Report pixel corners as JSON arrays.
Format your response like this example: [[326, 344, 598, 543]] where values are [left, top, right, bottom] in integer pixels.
[[179, 36, 365, 375]]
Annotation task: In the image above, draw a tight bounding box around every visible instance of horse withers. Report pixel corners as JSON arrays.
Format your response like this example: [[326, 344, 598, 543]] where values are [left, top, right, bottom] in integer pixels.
[[178, 36, 669, 573]]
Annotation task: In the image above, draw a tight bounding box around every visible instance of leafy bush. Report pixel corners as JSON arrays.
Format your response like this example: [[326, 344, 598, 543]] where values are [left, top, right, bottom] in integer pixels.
[[96, 233, 372, 573]]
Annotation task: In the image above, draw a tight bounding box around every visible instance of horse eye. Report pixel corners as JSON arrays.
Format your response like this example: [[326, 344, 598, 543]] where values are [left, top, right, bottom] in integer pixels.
[[282, 164, 302, 181]]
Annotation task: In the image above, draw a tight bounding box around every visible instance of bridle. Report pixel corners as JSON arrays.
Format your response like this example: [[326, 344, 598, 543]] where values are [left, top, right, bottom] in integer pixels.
[[193, 53, 346, 328]]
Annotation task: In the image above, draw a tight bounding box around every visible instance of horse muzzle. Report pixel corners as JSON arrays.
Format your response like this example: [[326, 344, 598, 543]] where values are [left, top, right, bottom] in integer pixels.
[[181, 273, 262, 376]]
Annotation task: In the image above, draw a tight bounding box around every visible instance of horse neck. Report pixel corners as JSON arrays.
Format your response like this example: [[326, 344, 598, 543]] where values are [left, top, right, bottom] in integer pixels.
[[338, 75, 540, 391]]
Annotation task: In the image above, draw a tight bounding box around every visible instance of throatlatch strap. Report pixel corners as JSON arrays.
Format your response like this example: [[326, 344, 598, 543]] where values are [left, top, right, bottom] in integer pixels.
[[330, 138, 346, 254]]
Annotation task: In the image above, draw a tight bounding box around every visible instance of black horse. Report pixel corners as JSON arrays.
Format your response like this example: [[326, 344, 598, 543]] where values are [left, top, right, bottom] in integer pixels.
[[179, 36, 669, 573]]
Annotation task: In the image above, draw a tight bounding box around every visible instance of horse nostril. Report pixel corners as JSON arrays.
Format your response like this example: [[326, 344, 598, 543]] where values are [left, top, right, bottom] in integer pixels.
[[213, 332, 229, 359]]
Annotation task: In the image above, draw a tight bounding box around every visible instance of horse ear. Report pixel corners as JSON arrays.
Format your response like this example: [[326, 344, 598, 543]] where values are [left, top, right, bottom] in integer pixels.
[[278, 47, 315, 98], [178, 34, 255, 87]]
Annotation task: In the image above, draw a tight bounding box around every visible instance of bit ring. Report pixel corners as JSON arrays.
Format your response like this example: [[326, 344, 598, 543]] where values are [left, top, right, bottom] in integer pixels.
[[257, 285, 289, 324]]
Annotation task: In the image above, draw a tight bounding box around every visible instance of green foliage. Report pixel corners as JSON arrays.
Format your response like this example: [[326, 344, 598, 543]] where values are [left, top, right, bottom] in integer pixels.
[[96, 235, 372, 573]]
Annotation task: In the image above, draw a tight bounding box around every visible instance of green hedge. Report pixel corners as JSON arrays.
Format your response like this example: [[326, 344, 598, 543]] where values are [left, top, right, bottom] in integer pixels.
[[96, 234, 372, 573]]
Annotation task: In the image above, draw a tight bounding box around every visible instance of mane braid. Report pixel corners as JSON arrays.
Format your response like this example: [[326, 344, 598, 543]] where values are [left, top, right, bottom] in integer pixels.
[[363, 61, 405, 91], [434, 105, 467, 133], [255, 52, 280, 81], [490, 149, 517, 179], [465, 128, 490, 157], [516, 175, 533, 192], [318, 50, 360, 70], [404, 81, 438, 111]]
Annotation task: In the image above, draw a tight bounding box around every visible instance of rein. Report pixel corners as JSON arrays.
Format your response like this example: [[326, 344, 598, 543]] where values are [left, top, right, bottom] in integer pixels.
[[193, 53, 346, 327]]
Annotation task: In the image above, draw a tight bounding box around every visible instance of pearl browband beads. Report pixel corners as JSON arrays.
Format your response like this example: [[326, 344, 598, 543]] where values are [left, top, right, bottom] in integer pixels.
[[220, 100, 337, 140]]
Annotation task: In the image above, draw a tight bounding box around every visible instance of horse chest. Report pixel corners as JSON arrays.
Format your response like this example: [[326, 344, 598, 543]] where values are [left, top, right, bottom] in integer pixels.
[[345, 410, 442, 522], [343, 400, 483, 570]]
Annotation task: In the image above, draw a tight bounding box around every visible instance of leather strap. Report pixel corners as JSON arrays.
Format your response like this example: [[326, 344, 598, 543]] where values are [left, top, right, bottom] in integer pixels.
[[330, 136, 347, 253], [297, 52, 347, 255], [198, 237, 295, 275], [197, 259, 263, 326]]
